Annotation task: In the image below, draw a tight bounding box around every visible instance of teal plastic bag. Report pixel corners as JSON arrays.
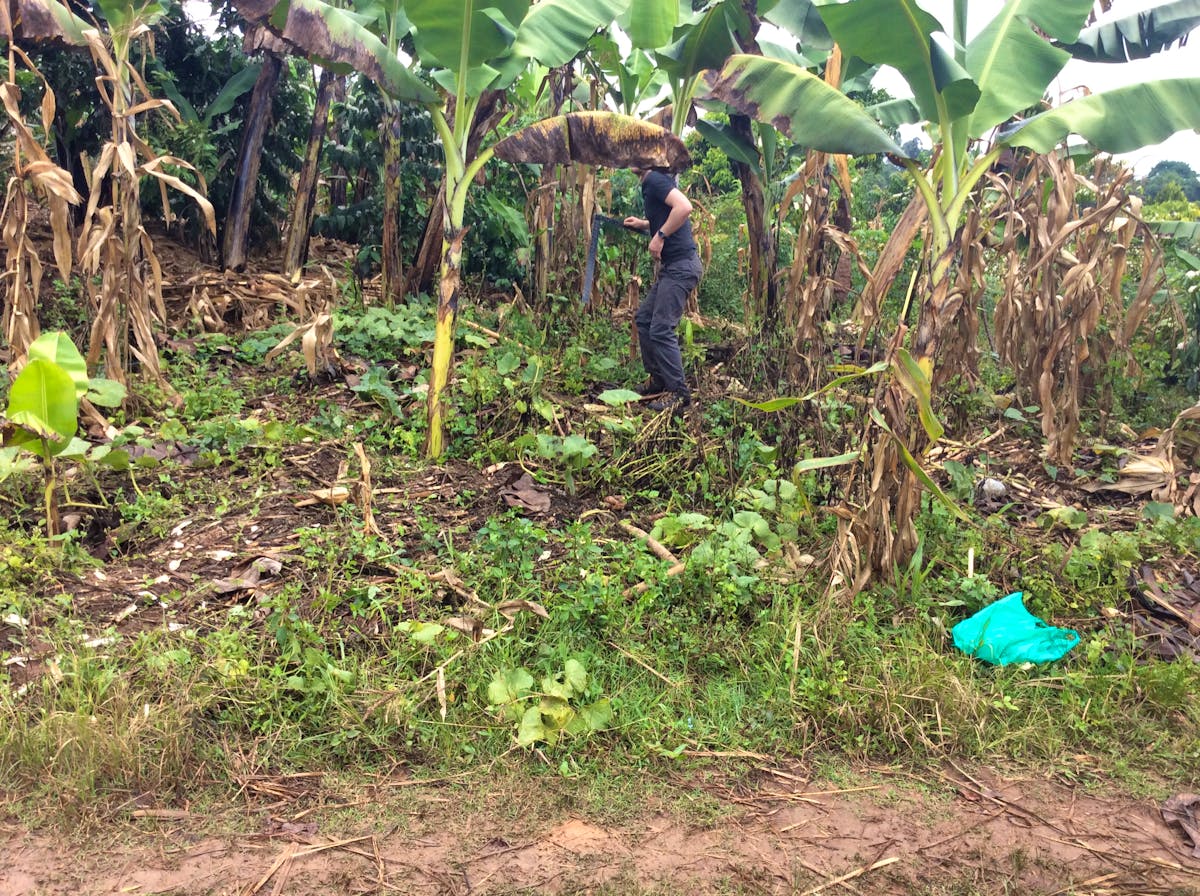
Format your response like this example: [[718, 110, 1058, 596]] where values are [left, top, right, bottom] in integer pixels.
[[952, 592, 1080, 666]]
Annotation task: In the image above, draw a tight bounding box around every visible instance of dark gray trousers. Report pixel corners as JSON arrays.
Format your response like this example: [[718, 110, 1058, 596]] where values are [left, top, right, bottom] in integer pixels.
[[635, 254, 703, 396]]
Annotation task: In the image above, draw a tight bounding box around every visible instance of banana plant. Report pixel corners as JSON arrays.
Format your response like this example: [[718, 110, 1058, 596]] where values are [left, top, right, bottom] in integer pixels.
[[706, 0, 1200, 578], [1, 332, 124, 539], [233, 0, 689, 457]]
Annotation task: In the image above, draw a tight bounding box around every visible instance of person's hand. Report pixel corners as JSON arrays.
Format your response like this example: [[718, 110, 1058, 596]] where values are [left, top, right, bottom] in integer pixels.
[[649, 230, 664, 260], [623, 216, 646, 231]]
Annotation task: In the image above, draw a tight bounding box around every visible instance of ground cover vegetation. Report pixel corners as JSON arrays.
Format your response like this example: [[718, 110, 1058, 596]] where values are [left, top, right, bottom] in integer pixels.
[[3, 0, 1200, 889]]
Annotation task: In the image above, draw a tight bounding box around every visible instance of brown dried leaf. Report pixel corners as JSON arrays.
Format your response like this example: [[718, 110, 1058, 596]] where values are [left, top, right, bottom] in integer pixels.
[[499, 473, 551, 514], [493, 112, 691, 172], [496, 599, 550, 620]]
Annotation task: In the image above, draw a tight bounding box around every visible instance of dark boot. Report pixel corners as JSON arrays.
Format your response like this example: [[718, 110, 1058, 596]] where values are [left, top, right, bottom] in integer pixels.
[[634, 378, 666, 396], [646, 391, 690, 414]]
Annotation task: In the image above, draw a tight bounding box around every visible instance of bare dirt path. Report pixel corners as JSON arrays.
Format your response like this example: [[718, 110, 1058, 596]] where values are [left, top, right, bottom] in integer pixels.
[[3, 763, 1198, 895]]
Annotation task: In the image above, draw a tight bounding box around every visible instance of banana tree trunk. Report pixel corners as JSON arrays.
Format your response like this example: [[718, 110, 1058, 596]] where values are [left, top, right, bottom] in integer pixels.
[[222, 49, 283, 271], [406, 184, 445, 297], [327, 76, 348, 209], [530, 67, 570, 308], [730, 113, 774, 323], [405, 91, 505, 302], [382, 102, 405, 305], [425, 221, 467, 457], [283, 67, 335, 282]]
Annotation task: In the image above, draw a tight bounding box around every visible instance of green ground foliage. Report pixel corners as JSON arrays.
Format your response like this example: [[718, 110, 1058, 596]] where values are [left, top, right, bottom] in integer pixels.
[[2, 269, 1199, 826]]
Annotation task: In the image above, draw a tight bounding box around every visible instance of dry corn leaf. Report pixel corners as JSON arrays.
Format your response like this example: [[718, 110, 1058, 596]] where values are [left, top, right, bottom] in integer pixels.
[[1081, 455, 1174, 496], [294, 486, 350, 507]]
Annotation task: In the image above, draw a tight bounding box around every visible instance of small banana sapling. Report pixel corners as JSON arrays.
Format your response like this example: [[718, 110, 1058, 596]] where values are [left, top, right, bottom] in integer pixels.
[[1, 332, 125, 538]]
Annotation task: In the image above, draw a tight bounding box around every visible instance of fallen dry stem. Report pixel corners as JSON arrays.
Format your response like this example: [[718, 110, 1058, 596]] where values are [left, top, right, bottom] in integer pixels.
[[798, 856, 900, 896], [618, 521, 679, 563]]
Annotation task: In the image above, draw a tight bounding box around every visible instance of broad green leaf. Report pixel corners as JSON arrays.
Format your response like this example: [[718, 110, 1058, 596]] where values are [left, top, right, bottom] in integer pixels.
[[398, 620, 445, 644], [497, 351, 522, 375], [794, 450, 863, 473], [1040, 505, 1088, 529], [869, 96, 921, 129], [1058, 0, 1200, 63], [566, 697, 612, 735], [657, 0, 750, 80], [563, 658, 587, 693], [1149, 220, 1200, 241], [232, 0, 436, 103], [85, 377, 126, 408], [620, 0, 675, 49], [538, 695, 575, 728], [579, 697, 612, 731], [94, 446, 129, 470], [406, 0, 530, 74], [1144, 502, 1177, 522], [703, 55, 906, 156], [597, 388, 642, 405], [488, 667, 534, 705], [202, 63, 265, 126], [965, 0, 1092, 137], [5, 0, 91, 44], [762, 0, 832, 51], [513, 0, 626, 67], [734, 396, 804, 412], [57, 437, 90, 459], [892, 348, 944, 443], [517, 705, 547, 746], [0, 446, 35, 483], [819, 0, 978, 126], [694, 119, 761, 168], [542, 675, 574, 701], [6, 359, 78, 444], [28, 331, 88, 399], [1005, 78, 1200, 155]]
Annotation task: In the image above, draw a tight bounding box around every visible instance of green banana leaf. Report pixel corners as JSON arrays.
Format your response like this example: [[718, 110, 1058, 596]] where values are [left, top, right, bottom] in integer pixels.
[[231, 0, 435, 104], [819, 0, 979, 126], [618, 0, 675, 49], [1005, 78, 1200, 155], [5, 359, 78, 453], [694, 119, 760, 168], [27, 331, 88, 399], [1149, 220, 1200, 242], [964, 0, 1093, 137], [703, 55, 906, 157], [1, 0, 90, 44], [1057, 0, 1200, 62], [513, 0, 627, 68], [657, 0, 750, 80], [406, 0, 529, 74], [761, 0, 832, 52]]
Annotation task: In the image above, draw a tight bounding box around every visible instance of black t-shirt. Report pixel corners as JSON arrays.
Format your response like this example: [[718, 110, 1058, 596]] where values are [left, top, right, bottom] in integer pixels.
[[641, 171, 698, 264]]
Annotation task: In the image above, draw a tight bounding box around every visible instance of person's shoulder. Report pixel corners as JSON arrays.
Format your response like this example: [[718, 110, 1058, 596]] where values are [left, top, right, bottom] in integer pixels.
[[646, 170, 676, 189]]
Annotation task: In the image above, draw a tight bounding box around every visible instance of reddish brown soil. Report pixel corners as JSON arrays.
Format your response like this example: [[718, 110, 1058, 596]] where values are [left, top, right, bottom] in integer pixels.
[[3, 764, 1199, 895]]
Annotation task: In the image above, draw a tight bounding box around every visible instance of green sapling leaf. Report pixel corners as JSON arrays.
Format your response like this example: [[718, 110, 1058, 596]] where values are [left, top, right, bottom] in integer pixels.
[[488, 667, 534, 706], [6, 358, 79, 448], [563, 658, 587, 693], [85, 377, 126, 408], [28, 331, 88, 399], [597, 388, 642, 405], [517, 705, 547, 746]]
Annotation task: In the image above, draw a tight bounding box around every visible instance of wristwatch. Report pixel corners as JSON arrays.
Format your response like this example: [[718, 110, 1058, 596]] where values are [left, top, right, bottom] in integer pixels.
[[657, 229, 667, 240]]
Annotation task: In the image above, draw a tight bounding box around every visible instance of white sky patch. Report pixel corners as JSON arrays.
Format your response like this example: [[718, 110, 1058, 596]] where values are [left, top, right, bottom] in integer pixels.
[[872, 0, 1200, 174]]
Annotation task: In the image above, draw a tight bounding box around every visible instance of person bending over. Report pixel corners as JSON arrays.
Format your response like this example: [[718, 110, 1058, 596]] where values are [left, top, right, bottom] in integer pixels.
[[624, 166, 703, 412]]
